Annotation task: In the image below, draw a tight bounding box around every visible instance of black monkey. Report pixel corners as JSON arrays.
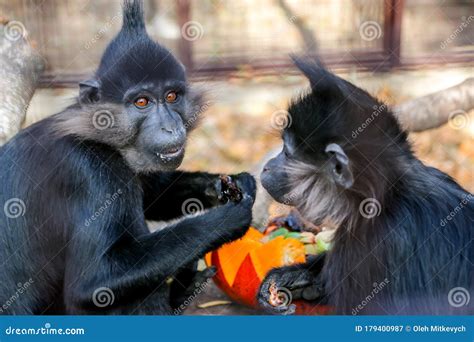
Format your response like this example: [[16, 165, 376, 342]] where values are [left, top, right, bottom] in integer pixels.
[[0, 0, 256, 314], [258, 57, 473, 315]]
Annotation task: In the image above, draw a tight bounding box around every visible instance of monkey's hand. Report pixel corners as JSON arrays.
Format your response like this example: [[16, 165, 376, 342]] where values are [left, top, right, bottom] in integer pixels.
[[220, 191, 255, 240], [204, 172, 256, 207], [231, 172, 257, 202], [218, 175, 243, 202], [215, 172, 256, 205], [257, 254, 326, 315]]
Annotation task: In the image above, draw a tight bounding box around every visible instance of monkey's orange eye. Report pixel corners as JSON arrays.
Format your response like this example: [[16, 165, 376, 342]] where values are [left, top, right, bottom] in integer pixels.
[[134, 97, 149, 108], [165, 91, 178, 103]]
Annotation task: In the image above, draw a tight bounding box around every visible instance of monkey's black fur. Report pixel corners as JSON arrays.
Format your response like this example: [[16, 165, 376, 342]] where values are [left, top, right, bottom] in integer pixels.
[[0, 0, 256, 314], [258, 57, 473, 315]]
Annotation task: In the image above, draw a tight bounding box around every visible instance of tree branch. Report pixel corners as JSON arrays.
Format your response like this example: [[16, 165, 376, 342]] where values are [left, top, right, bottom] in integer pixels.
[[0, 19, 45, 145], [393, 78, 474, 132], [276, 0, 318, 54]]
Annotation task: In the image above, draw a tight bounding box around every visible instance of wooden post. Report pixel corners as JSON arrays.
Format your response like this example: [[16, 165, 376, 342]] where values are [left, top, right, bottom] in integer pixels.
[[383, 0, 404, 67]]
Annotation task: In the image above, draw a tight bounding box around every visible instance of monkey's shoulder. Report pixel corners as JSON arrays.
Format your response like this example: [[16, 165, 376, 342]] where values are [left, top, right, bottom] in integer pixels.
[[1, 115, 133, 188]]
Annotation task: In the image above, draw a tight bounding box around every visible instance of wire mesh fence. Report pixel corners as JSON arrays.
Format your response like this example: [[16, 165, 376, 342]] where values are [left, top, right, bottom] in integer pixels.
[[0, 0, 472, 85]]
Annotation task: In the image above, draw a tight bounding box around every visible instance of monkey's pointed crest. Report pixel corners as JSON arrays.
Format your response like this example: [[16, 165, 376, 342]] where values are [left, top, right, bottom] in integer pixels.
[[290, 55, 326, 78], [121, 0, 146, 34], [90, 0, 185, 102], [290, 55, 342, 93]]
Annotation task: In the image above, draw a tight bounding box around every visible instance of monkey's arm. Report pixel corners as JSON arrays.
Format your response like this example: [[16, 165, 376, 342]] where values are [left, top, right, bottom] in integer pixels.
[[257, 253, 327, 315], [141, 171, 253, 221], [66, 176, 256, 313], [68, 197, 253, 312]]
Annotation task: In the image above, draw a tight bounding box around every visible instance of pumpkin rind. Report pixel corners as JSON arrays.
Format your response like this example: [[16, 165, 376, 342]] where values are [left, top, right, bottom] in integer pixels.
[[204, 227, 306, 307], [217, 237, 262, 286], [205, 226, 329, 314], [250, 236, 305, 280], [228, 254, 261, 306]]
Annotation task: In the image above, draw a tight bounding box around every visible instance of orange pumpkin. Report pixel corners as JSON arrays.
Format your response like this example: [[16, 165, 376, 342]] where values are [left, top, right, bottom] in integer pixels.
[[205, 227, 332, 315]]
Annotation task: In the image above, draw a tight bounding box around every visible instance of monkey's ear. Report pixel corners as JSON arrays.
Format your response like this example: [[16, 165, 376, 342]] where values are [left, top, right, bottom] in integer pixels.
[[325, 143, 354, 189], [79, 79, 101, 104]]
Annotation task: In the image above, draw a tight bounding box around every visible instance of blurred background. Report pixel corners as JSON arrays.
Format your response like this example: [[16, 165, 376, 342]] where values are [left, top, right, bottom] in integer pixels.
[[0, 0, 472, 193]]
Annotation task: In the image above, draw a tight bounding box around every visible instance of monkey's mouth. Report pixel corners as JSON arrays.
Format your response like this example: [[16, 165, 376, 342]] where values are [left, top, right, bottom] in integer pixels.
[[156, 145, 184, 162]]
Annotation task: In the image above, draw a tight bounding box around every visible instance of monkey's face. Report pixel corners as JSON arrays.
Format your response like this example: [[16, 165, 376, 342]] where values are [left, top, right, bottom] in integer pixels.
[[261, 148, 293, 204], [261, 57, 361, 225], [261, 132, 305, 205], [74, 73, 205, 174], [262, 57, 406, 226], [72, 28, 207, 174], [117, 81, 203, 173], [261, 129, 353, 226]]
